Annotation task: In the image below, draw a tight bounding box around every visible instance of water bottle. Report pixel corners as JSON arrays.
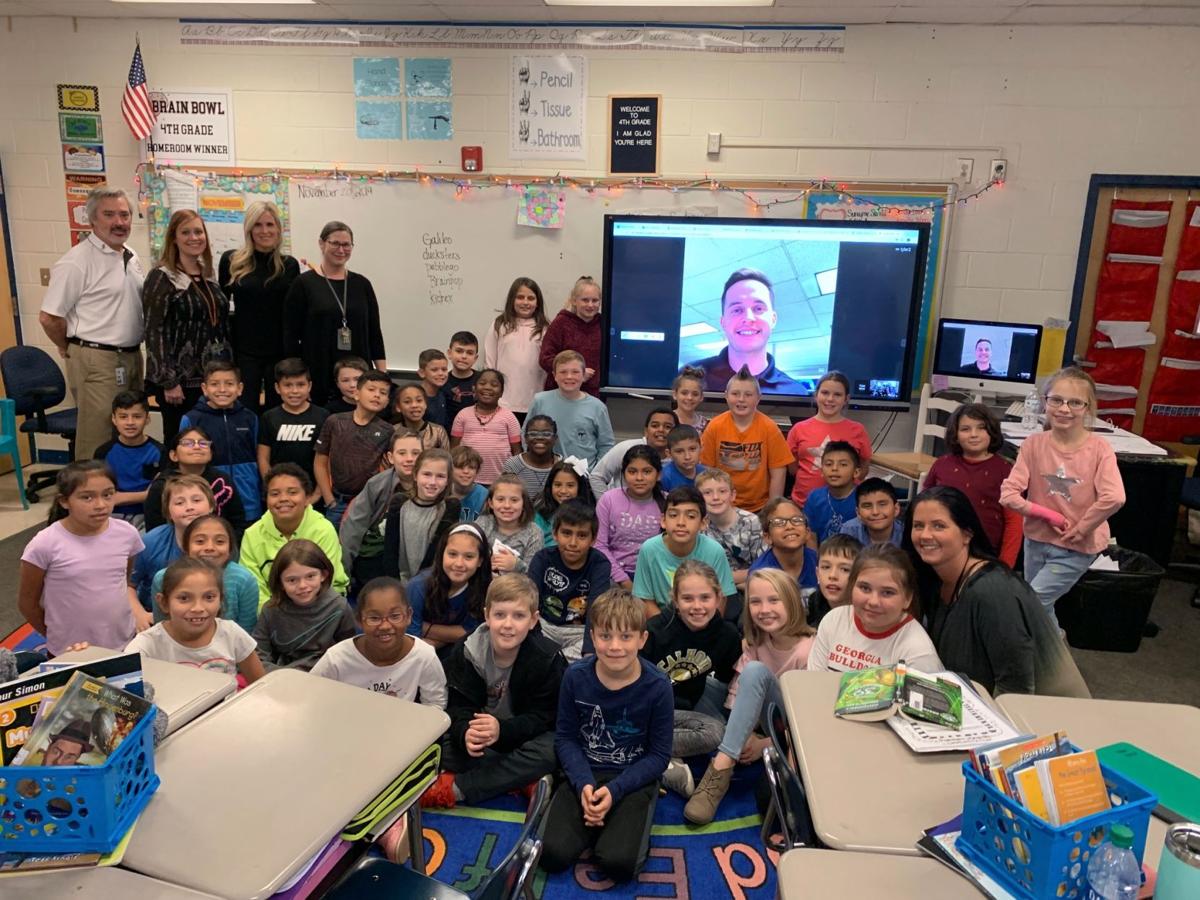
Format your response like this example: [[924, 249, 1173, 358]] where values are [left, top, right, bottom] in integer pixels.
[[1085, 823, 1141, 899], [1021, 389, 1039, 429]]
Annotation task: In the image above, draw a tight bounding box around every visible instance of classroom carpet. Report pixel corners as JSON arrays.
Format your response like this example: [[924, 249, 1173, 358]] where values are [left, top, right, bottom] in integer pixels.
[[419, 766, 777, 899]]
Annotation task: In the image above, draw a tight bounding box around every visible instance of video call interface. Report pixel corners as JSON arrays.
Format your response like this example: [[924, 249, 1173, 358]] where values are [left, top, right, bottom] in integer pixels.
[[603, 217, 928, 401], [932, 320, 1041, 384]]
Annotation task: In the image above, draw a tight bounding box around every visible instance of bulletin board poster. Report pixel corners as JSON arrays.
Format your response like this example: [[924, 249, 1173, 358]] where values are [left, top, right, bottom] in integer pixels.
[[144, 88, 236, 166], [145, 168, 290, 258], [509, 55, 587, 161], [805, 190, 950, 393]]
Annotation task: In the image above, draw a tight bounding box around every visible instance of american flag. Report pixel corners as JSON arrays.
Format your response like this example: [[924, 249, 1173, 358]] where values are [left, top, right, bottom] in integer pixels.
[[121, 42, 156, 140]]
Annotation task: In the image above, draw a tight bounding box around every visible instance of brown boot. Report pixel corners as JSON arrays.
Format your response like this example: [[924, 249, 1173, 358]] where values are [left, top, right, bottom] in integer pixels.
[[683, 761, 733, 825]]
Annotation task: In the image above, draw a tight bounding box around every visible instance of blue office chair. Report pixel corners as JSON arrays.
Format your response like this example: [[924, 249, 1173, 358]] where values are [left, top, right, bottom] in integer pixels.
[[0, 345, 78, 502], [325, 774, 552, 900], [0, 398, 30, 509], [761, 701, 817, 852]]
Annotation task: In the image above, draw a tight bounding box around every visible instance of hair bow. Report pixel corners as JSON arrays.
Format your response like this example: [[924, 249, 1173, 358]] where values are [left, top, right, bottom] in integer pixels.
[[562, 455, 589, 477]]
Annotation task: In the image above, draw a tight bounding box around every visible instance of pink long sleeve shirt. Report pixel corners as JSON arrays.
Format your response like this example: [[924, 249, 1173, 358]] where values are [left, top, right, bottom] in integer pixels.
[[999, 432, 1125, 555]]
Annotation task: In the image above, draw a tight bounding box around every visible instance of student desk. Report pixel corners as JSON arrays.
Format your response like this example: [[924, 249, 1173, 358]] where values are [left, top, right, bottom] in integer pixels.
[[776, 848, 978, 899], [997, 693, 1200, 856], [53, 646, 236, 735], [779, 669, 993, 856], [4, 867, 220, 898], [122, 668, 449, 900]]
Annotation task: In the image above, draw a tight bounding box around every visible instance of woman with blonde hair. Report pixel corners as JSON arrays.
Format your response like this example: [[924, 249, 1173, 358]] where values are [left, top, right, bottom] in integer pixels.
[[218, 200, 301, 412], [144, 210, 232, 439]]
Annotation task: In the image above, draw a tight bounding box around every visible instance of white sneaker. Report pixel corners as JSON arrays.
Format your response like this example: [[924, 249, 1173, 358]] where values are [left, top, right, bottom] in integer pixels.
[[662, 758, 695, 798]]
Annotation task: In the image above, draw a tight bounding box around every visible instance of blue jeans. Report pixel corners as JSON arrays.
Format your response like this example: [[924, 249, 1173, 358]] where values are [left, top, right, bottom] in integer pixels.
[[1023, 537, 1096, 626], [324, 493, 351, 530], [717, 661, 781, 760]]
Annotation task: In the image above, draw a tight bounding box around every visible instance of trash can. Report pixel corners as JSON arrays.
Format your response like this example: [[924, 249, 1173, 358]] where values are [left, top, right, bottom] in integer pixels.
[[1054, 547, 1165, 653]]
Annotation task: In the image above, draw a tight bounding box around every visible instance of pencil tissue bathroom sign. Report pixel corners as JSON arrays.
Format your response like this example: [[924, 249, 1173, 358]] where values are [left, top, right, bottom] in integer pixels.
[[509, 55, 587, 161]]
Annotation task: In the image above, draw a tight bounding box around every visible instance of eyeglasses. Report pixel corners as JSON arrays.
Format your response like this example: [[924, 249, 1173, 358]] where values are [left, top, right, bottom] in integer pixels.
[[178, 439, 212, 449], [526, 430, 555, 439], [1044, 395, 1088, 411], [767, 515, 807, 529], [362, 612, 408, 627], [324, 240, 354, 250]]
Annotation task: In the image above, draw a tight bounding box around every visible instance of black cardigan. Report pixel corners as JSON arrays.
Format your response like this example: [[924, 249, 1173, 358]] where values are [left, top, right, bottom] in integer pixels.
[[283, 270, 386, 406]]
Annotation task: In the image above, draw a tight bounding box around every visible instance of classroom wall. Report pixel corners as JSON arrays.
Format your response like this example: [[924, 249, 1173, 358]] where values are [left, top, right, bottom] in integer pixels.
[[1, 17, 1197, 446]]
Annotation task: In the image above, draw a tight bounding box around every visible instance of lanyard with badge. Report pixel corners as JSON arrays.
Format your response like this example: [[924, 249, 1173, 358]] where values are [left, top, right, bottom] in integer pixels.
[[324, 272, 353, 351]]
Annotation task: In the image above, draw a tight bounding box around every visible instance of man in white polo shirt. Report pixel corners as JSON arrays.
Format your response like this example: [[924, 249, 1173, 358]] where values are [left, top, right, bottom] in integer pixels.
[[39, 187, 146, 459]]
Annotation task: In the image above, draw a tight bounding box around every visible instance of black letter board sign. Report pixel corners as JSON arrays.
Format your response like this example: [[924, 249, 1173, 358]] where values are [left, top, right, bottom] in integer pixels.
[[608, 94, 661, 175]]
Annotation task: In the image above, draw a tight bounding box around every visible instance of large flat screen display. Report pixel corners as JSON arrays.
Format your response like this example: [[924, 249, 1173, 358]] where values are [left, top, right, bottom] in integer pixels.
[[600, 215, 931, 409]]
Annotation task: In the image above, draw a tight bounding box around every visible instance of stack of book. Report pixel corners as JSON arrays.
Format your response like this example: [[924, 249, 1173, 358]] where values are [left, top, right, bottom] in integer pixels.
[[969, 732, 1112, 825]]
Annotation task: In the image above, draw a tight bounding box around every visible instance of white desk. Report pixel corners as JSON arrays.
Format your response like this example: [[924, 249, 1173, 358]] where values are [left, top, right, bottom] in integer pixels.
[[123, 668, 449, 900], [3, 867, 220, 899], [780, 669, 994, 857], [996, 693, 1200, 857], [53, 646, 236, 735], [776, 848, 979, 899]]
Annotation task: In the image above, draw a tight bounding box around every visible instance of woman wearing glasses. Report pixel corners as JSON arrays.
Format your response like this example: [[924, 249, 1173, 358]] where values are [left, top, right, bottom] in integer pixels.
[[218, 201, 301, 413], [1000, 367, 1126, 628], [284, 221, 387, 407], [143, 425, 247, 535]]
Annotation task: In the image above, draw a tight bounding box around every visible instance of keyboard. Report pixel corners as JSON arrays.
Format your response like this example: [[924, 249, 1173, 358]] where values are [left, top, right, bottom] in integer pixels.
[[1005, 400, 1026, 417]]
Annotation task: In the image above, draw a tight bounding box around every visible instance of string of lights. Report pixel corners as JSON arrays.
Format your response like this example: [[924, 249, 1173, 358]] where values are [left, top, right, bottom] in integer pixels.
[[136, 158, 1004, 217]]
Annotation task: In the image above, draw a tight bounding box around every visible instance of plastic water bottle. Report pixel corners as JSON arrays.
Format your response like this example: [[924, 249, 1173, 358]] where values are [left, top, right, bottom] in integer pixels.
[[1086, 824, 1141, 899], [1021, 389, 1039, 429]]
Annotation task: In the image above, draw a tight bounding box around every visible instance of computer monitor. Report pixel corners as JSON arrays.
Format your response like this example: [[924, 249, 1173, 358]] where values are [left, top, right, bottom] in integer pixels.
[[931, 318, 1043, 398]]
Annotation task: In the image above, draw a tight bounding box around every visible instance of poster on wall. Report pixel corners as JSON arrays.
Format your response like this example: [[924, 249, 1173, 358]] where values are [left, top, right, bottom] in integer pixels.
[[147, 169, 290, 257], [509, 55, 586, 161], [144, 88, 236, 166]]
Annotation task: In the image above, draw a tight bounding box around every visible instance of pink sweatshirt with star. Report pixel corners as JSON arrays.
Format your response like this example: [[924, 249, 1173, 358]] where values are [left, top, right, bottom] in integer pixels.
[[999, 431, 1125, 554]]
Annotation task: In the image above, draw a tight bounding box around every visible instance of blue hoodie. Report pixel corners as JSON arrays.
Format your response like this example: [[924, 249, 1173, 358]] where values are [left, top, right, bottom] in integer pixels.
[[181, 397, 261, 519]]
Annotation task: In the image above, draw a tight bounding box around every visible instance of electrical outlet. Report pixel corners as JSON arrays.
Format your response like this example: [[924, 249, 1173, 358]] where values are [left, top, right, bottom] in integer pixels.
[[707, 132, 722, 155], [955, 158, 974, 182], [990, 158, 1008, 182]]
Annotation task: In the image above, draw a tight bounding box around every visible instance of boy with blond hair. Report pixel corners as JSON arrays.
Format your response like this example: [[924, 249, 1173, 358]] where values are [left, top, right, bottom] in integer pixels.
[[422, 573, 566, 808], [526, 350, 614, 465], [540, 587, 673, 883]]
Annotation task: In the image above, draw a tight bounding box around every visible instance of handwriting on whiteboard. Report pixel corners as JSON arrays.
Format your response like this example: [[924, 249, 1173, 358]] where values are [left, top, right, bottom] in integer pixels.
[[295, 182, 374, 200], [422, 231, 462, 305]]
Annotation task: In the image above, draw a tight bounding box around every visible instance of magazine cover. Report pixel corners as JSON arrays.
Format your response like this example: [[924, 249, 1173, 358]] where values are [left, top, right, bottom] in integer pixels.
[[16, 671, 151, 767], [0, 653, 143, 766]]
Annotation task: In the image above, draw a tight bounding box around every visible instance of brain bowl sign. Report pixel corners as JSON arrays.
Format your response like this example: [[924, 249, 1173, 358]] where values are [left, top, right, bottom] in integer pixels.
[[145, 88, 236, 166]]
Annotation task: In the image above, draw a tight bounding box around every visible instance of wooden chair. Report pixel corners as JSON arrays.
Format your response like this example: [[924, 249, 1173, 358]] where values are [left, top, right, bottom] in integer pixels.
[[872, 383, 962, 496]]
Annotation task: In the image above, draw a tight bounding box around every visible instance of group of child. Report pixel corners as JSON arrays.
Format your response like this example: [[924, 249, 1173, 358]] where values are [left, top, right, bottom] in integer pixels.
[[13, 265, 1126, 882]]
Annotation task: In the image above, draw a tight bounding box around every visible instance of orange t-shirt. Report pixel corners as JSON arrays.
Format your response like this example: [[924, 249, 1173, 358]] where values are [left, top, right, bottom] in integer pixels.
[[700, 411, 793, 513]]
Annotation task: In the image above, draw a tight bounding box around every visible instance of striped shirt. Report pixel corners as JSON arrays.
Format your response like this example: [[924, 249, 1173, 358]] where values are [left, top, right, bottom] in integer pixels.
[[451, 407, 522, 486]]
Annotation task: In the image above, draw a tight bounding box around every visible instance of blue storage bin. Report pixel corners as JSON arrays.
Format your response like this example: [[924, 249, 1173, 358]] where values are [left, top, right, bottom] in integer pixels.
[[0, 707, 159, 854], [956, 755, 1156, 899]]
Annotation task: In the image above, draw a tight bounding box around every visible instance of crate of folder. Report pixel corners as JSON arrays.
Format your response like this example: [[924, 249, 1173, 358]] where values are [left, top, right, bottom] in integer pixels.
[[955, 753, 1156, 899], [0, 676, 160, 854]]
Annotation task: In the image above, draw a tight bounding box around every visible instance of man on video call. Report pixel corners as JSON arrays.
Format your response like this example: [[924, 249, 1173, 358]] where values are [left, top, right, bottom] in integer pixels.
[[960, 338, 999, 375], [687, 268, 802, 393]]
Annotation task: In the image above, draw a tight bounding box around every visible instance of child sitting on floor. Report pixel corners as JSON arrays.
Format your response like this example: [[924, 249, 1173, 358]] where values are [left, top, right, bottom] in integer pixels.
[[423, 573, 566, 809], [540, 588, 673, 883], [808, 533, 862, 627], [132, 474, 215, 611], [128, 557, 265, 683], [697, 468, 763, 589], [253, 539, 356, 671], [406, 523, 494, 651], [534, 457, 595, 547], [150, 515, 259, 631], [450, 444, 489, 523], [475, 473, 544, 574]]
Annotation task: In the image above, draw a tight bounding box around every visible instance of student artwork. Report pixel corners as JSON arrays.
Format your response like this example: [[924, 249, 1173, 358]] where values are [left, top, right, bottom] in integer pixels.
[[353, 57, 401, 97], [142, 169, 291, 257], [356, 100, 403, 140], [405, 58, 452, 97], [406, 100, 452, 140], [517, 185, 565, 229]]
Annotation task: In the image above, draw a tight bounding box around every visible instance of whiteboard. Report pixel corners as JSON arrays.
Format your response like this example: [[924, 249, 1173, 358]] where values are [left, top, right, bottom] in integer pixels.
[[286, 178, 844, 370]]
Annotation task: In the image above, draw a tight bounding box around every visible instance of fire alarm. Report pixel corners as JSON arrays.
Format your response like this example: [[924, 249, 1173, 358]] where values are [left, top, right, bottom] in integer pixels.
[[461, 146, 482, 173]]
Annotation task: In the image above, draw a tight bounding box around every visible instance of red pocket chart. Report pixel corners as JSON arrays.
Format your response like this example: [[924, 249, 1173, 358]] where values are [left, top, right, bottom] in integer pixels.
[[1176, 201, 1200, 270], [1094, 260, 1162, 321], [1082, 344, 1145, 387], [1104, 201, 1172, 257], [1162, 274, 1200, 360], [1141, 357, 1200, 441]]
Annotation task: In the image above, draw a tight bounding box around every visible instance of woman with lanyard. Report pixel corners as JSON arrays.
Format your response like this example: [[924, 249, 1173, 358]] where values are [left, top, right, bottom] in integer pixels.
[[218, 200, 300, 413], [143, 209, 232, 441], [902, 485, 1089, 698], [284, 220, 387, 407]]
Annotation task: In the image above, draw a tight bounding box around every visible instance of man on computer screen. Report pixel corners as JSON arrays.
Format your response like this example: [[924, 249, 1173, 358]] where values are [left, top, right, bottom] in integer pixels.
[[687, 269, 801, 393], [961, 338, 998, 375]]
